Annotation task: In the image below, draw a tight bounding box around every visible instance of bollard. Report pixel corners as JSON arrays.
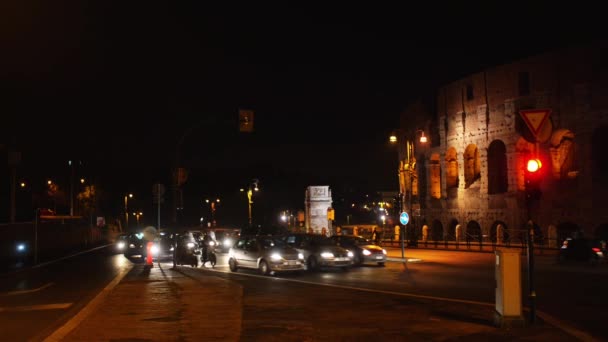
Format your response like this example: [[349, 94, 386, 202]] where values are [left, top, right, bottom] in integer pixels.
[[146, 241, 154, 267]]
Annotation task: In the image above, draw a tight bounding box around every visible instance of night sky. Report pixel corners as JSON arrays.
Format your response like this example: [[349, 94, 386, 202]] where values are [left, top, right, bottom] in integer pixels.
[[1, 2, 603, 226]]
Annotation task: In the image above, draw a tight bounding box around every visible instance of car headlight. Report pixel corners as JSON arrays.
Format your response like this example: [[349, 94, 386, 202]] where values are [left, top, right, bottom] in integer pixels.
[[151, 245, 159, 255], [209, 241, 216, 246], [16, 243, 27, 253], [298, 253, 304, 260], [187, 242, 195, 248], [129, 243, 136, 248], [170, 246, 174, 251], [347, 251, 354, 258], [320, 252, 334, 259], [224, 239, 232, 247], [362, 249, 371, 256], [382, 249, 387, 255], [117, 242, 125, 250], [270, 253, 282, 261]]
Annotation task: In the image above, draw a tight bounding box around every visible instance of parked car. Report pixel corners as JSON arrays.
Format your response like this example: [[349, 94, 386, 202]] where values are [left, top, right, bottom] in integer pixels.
[[558, 237, 605, 264], [330, 235, 387, 266], [281, 233, 353, 271], [228, 235, 304, 275]]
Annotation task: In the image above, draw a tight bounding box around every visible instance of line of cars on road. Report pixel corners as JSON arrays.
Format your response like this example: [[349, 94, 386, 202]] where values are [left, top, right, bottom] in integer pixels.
[[227, 233, 388, 276], [113, 230, 389, 276]]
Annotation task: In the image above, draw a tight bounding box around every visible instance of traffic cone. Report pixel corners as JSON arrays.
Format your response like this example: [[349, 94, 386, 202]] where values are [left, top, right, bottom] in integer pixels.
[[146, 241, 154, 267]]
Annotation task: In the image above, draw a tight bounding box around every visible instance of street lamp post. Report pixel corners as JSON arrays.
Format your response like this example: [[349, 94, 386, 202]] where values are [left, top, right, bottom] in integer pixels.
[[241, 179, 259, 227], [390, 129, 427, 256], [124, 193, 133, 231], [205, 198, 220, 227]]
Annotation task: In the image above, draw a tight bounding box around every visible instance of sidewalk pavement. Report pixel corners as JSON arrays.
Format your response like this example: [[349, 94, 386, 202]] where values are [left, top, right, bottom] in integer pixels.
[[44, 260, 585, 341], [47, 263, 243, 341]]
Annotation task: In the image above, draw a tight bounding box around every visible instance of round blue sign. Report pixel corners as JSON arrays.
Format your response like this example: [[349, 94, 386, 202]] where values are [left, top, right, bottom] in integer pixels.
[[399, 212, 410, 225]]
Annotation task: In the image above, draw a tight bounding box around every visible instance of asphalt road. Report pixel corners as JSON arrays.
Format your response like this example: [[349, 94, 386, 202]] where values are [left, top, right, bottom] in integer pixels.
[[205, 248, 607, 340], [1, 246, 605, 340], [0, 247, 130, 341]]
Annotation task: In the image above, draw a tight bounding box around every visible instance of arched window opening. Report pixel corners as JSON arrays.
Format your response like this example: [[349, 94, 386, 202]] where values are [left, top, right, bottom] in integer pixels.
[[466, 220, 482, 242], [488, 140, 508, 194], [464, 144, 481, 188], [430, 154, 441, 199], [446, 147, 459, 189], [431, 220, 444, 241], [550, 129, 577, 180]]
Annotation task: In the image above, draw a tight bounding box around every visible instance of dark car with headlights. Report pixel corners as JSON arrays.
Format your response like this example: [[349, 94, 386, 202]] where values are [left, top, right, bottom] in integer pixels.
[[330, 235, 387, 266], [123, 232, 147, 258], [281, 233, 353, 271], [113, 233, 129, 254], [228, 235, 304, 275], [558, 237, 605, 264]]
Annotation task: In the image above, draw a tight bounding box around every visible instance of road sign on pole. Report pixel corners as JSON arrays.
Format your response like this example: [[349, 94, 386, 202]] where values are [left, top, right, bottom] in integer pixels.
[[519, 109, 551, 140], [400, 211, 410, 225]]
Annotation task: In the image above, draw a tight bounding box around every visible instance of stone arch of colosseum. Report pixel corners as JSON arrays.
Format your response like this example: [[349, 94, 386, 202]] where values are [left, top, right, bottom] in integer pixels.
[[430, 153, 441, 199], [464, 144, 481, 189], [487, 140, 508, 194], [431, 219, 443, 241], [445, 147, 459, 193], [549, 129, 576, 180], [466, 220, 482, 242]]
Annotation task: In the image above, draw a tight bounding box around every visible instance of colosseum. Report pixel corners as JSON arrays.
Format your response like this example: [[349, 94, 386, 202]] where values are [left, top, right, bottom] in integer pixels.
[[396, 40, 608, 248]]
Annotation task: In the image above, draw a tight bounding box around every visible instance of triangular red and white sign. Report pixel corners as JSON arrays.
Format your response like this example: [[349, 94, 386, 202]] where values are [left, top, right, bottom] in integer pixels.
[[519, 109, 551, 138]]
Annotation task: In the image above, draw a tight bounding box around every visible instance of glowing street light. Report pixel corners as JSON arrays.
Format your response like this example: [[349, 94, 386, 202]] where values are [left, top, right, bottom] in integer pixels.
[[124, 193, 134, 231], [20, 182, 26, 188], [80, 178, 85, 184]]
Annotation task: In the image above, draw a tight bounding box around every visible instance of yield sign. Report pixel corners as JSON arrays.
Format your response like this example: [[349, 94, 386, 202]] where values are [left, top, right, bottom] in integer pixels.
[[519, 109, 551, 139]]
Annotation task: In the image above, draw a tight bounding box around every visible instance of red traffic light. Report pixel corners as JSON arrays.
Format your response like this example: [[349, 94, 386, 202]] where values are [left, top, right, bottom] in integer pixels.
[[527, 159, 542, 173]]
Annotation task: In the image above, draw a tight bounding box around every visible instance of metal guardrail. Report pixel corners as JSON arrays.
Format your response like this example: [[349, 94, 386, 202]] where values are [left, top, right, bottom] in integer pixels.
[[379, 229, 561, 254]]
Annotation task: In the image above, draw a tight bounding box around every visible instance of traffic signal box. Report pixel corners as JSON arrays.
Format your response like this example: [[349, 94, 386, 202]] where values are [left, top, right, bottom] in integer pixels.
[[524, 159, 542, 201]]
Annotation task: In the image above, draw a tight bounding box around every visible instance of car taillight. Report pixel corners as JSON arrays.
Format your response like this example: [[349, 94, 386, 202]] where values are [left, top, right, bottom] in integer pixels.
[[592, 248, 600, 253]]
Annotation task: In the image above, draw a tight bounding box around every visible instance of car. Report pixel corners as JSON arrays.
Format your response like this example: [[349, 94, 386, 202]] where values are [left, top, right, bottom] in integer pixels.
[[330, 235, 387, 266], [113, 233, 129, 254], [123, 232, 147, 258], [281, 233, 353, 271], [228, 235, 305, 275], [558, 237, 605, 264], [203, 228, 241, 253]]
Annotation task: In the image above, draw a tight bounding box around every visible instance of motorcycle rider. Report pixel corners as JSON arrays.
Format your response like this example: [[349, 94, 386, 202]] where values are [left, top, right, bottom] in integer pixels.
[[201, 233, 216, 266]]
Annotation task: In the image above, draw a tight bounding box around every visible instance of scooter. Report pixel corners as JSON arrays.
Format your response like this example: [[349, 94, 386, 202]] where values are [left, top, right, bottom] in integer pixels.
[[201, 239, 217, 267]]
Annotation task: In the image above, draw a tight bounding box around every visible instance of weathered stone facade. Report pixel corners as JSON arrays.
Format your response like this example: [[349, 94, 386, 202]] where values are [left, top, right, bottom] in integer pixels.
[[304, 186, 333, 236], [399, 41, 608, 244]]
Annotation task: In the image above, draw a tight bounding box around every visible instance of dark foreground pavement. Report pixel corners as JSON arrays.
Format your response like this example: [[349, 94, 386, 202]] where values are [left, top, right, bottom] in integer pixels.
[[44, 262, 583, 341]]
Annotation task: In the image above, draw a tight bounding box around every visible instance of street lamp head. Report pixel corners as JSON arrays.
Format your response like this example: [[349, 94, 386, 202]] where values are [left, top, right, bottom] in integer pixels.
[[20, 182, 26, 188], [47, 180, 52, 185], [80, 178, 85, 184], [139, 212, 143, 215], [281, 214, 287, 222], [205, 199, 210, 203], [254, 186, 259, 191], [128, 193, 133, 198], [216, 198, 220, 203], [389, 132, 397, 143], [419, 131, 428, 143], [240, 188, 245, 192]]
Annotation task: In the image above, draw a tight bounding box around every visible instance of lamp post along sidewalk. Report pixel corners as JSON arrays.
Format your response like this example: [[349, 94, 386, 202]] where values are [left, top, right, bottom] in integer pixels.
[[390, 129, 427, 258]]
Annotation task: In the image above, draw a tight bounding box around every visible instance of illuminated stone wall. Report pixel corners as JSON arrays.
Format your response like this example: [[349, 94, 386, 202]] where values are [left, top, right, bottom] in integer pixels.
[[410, 41, 608, 242]]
